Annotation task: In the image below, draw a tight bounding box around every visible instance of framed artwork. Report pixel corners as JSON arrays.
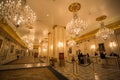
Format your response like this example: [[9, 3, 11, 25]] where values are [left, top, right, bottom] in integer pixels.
[[98, 43, 105, 51], [16, 49, 19, 54], [10, 45, 14, 53], [2, 49, 8, 60], [0, 39, 3, 48]]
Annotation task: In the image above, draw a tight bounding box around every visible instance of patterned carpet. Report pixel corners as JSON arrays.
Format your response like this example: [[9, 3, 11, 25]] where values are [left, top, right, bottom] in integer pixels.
[[0, 67, 59, 80]]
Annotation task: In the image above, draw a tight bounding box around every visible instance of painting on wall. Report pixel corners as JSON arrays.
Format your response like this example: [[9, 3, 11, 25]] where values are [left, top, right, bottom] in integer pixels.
[[15, 49, 19, 54], [10, 45, 14, 53], [98, 43, 105, 51], [2, 49, 8, 60], [0, 39, 3, 48]]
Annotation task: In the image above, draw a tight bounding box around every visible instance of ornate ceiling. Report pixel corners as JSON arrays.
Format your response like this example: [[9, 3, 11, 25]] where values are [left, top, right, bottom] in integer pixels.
[[1, 0, 120, 47]]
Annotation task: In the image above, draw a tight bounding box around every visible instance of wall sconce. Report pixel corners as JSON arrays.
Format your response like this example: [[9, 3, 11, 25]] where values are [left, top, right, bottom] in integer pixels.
[[43, 48, 47, 52], [50, 45, 53, 50], [58, 42, 63, 48], [38, 47, 41, 53], [26, 49, 29, 53], [90, 44, 96, 55], [91, 44, 96, 50], [109, 41, 117, 48]]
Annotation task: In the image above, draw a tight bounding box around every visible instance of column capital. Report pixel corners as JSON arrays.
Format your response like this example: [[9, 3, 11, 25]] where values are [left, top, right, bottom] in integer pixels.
[[48, 32, 51, 35], [53, 25, 57, 29]]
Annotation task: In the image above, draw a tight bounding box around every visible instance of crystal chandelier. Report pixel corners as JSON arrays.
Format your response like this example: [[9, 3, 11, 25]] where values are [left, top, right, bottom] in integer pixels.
[[96, 15, 114, 40], [42, 41, 48, 51], [22, 35, 34, 50], [66, 2, 87, 36], [67, 39, 76, 47], [0, 0, 36, 27], [42, 43, 48, 49]]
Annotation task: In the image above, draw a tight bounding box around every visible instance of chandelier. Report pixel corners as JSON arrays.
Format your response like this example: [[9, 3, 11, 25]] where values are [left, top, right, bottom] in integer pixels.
[[22, 35, 34, 50], [67, 39, 76, 47], [66, 2, 87, 36], [0, 0, 36, 27], [96, 15, 114, 40], [42, 38, 48, 49], [42, 42, 48, 49]]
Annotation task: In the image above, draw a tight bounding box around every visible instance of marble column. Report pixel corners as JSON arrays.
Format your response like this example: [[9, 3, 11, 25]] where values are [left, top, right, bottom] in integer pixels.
[[48, 32, 53, 58], [53, 25, 66, 59], [48, 25, 66, 61]]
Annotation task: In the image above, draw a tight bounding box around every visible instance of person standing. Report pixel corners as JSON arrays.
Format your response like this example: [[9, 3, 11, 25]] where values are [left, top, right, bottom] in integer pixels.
[[100, 50, 106, 67], [77, 49, 83, 64], [94, 52, 98, 56]]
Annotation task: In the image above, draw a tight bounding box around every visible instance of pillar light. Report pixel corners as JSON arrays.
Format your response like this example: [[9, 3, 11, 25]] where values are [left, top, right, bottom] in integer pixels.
[[58, 42, 63, 48], [109, 41, 117, 48]]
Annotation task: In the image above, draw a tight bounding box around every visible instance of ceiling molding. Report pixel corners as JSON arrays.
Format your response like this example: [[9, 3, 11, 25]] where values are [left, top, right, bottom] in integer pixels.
[[0, 20, 27, 48], [33, 44, 39, 49]]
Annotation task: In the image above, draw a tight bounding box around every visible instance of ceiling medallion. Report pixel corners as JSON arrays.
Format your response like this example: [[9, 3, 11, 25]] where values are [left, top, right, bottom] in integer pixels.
[[96, 15, 107, 21], [66, 2, 87, 37], [68, 2, 81, 12], [28, 26, 33, 29], [96, 15, 114, 40]]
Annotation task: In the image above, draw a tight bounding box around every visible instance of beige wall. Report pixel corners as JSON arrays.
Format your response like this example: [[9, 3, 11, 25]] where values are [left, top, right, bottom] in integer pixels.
[[0, 29, 26, 64]]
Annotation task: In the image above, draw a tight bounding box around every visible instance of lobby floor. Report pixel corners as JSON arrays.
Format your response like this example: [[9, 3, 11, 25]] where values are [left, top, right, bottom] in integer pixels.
[[0, 67, 59, 80], [54, 62, 120, 80], [0, 56, 120, 80]]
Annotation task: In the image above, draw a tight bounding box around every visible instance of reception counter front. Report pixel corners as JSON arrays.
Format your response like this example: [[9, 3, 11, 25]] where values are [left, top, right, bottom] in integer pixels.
[[92, 56, 119, 66]]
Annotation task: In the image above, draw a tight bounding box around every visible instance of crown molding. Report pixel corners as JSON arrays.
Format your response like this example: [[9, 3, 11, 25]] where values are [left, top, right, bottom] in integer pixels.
[[0, 20, 27, 48]]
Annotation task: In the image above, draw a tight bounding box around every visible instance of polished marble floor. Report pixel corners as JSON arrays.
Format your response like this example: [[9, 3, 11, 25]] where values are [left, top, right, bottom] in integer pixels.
[[54, 62, 120, 80], [53, 58, 120, 80], [0, 56, 120, 80], [6, 56, 41, 64]]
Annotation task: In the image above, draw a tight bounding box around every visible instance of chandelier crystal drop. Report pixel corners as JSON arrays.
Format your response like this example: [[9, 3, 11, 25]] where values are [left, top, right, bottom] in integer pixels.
[[66, 2, 87, 36], [95, 15, 114, 40], [0, 0, 36, 27]]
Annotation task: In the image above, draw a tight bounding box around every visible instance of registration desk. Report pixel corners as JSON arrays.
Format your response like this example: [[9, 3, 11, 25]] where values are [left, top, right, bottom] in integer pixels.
[[91, 56, 119, 66], [106, 56, 118, 66]]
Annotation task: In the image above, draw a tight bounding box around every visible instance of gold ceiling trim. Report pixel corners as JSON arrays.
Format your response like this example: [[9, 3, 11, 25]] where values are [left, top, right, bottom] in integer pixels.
[[75, 20, 120, 42], [53, 25, 57, 29], [0, 20, 27, 48]]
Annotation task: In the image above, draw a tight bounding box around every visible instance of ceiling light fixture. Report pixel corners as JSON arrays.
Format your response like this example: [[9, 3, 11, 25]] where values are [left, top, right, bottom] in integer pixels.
[[22, 34, 34, 50], [66, 2, 87, 36], [67, 38, 76, 47], [96, 15, 114, 40], [0, 0, 36, 28]]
